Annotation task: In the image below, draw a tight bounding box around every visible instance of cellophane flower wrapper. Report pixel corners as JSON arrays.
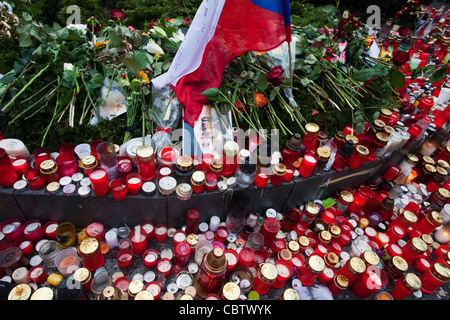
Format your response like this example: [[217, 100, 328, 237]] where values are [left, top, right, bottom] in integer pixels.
[[90, 78, 127, 126], [266, 35, 299, 108], [150, 84, 182, 152]]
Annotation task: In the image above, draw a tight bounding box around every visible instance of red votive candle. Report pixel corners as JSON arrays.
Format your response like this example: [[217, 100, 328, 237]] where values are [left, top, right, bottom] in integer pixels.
[[12, 158, 29, 176], [201, 153, 215, 172], [142, 222, 155, 242], [79, 237, 105, 271], [24, 168, 45, 190], [282, 168, 295, 182], [252, 263, 278, 295], [281, 208, 300, 232], [259, 218, 281, 246], [318, 267, 335, 284], [336, 257, 366, 286], [117, 248, 133, 268], [399, 237, 427, 265], [23, 220, 44, 243], [86, 222, 105, 242], [17, 238, 34, 256], [298, 255, 325, 286], [154, 224, 168, 242], [254, 172, 269, 188], [390, 273, 422, 300], [0, 148, 19, 188], [28, 265, 47, 285], [130, 226, 148, 255], [272, 259, 293, 289], [291, 253, 305, 271], [117, 156, 133, 180], [1, 218, 24, 242], [270, 163, 286, 186], [319, 208, 337, 226], [110, 178, 128, 200], [419, 262, 450, 295], [126, 173, 142, 195], [347, 185, 371, 215], [145, 281, 161, 300], [185, 208, 200, 234], [135, 145, 156, 181], [174, 241, 191, 267], [89, 168, 110, 196], [383, 165, 402, 181], [238, 247, 255, 268], [204, 173, 218, 191], [44, 221, 59, 240], [351, 265, 388, 299], [298, 153, 317, 179], [224, 249, 239, 273], [157, 258, 172, 278], [409, 211, 445, 238], [143, 249, 159, 269], [55, 154, 78, 177], [414, 256, 432, 273], [32, 147, 51, 170], [173, 230, 187, 246], [215, 227, 228, 242]]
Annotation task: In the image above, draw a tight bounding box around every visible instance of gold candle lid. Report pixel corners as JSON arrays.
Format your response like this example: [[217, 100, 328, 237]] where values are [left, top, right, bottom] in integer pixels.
[[176, 155, 194, 171], [420, 233, 433, 246], [358, 218, 370, 229], [339, 189, 354, 205], [424, 164, 436, 174], [432, 263, 450, 281], [186, 233, 199, 247], [374, 132, 389, 146], [260, 263, 278, 282], [8, 284, 32, 300], [222, 282, 240, 300], [73, 267, 91, 284], [191, 171, 206, 185], [334, 131, 347, 142], [329, 225, 341, 238], [307, 255, 325, 273], [79, 237, 99, 256], [298, 236, 310, 249], [349, 257, 366, 275], [363, 250, 380, 266], [305, 123, 319, 135], [380, 108, 392, 118], [406, 153, 419, 164], [345, 135, 359, 145], [100, 286, 126, 300], [30, 287, 54, 300], [135, 291, 154, 300], [384, 126, 395, 136], [436, 188, 450, 201], [403, 273, 422, 291], [305, 202, 320, 215], [209, 159, 223, 172], [272, 163, 286, 176], [40, 159, 57, 174], [128, 279, 145, 296], [437, 159, 449, 169], [373, 119, 386, 131], [278, 248, 292, 261], [288, 240, 300, 253], [392, 256, 408, 272], [316, 147, 330, 161], [422, 156, 435, 166], [180, 294, 193, 300], [428, 211, 445, 226], [334, 274, 349, 289], [136, 145, 154, 161], [355, 145, 369, 158], [325, 252, 339, 266], [81, 155, 97, 169], [223, 141, 239, 157], [318, 230, 332, 243], [401, 210, 418, 225], [436, 166, 448, 178], [281, 288, 300, 300]]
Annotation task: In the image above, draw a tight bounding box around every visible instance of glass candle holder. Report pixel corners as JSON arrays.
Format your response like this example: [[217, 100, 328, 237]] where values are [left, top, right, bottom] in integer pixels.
[[56, 222, 76, 249], [55, 154, 78, 178], [298, 255, 325, 286], [110, 178, 128, 200], [196, 248, 227, 294], [191, 171, 206, 194], [204, 173, 218, 191], [328, 274, 349, 295], [259, 218, 281, 246], [126, 173, 142, 195], [135, 145, 156, 181], [89, 168, 110, 196], [117, 248, 133, 268], [351, 265, 388, 299], [347, 185, 371, 215], [23, 220, 44, 244], [117, 156, 133, 180], [270, 163, 286, 186], [347, 145, 369, 170], [238, 247, 255, 268], [419, 262, 450, 295], [79, 237, 105, 271], [399, 237, 427, 265], [185, 208, 201, 235], [24, 169, 46, 190], [12, 158, 29, 177], [93, 142, 117, 180], [54, 248, 80, 278], [298, 153, 317, 178], [32, 147, 51, 170], [336, 256, 366, 286], [390, 273, 422, 300], [252, 263, 278, 295], [313, 147, 330, 176], [281, 208, 300, 232], [154, 224, 168, 242], [409, 211, 445, 238], [272, 259, 293, 289]]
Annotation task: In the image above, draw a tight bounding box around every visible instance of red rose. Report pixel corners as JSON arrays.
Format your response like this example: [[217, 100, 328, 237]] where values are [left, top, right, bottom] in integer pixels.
[[87, 16, 101, 33], [266, 65, 285, 87], [148, 21, 159, 30], [110, 9, 126, 21], [393, 51, 410, 66]]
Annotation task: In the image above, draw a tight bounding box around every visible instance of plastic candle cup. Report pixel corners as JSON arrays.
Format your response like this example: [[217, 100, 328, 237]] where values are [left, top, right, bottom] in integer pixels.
[[298, 255, 325, 286], [351, 265, 388, 299], [282, 168, 295, 182], [28, 265, 47, 285], [24, 168, 46, 190], [43, 221, 59, 240], [89, 168, 110, 196], [110, 178, 128, 200], [23, 220, 44, 244], [130, 226, 148, 255], [157, 258, 172, 278], [185, 208, 201, 234], [154, 224, 168, 242], [238, 247, 255, 268], [96, 142, 119, 180], [78, 237, 105, 271], [12, 158, 29, 176], [55, 154, 78, 178], [298, 153, 318, 178], [135, 145, 156, 181], [419, 263, 450, 295], [174, 241, 191, 267], [390, 273, 422, 300], [173, 230, 187, 246], [145, 281, 161, 300], [272, 259, 293, 289], [259, 218, 281, 246], [254, 172, 269, 188], [143, 249, 159, 269], [0, 148, 19, 188], [17, 238, 34, 256], [252, 263, 278, 295], [117, 156, 133, 180], [142, 222, 155, 242], [126, 173, 142, 195], [117, 248, 133, 268], [55, 248, 80, 278], [32, 147, 51, 170], [224, 249, 239, 273]]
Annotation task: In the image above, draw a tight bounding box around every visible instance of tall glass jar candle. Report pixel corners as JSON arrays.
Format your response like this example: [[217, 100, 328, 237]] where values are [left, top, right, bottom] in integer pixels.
[[281, 133, 303, 168], [332, 140, 354, 172], [409, 211, 445, 238], [136, 145, 156, 181], [313, 147, 330, 176], [347, 145, 369, 170], [336, 256, 366, 286], [390, 273, 422, 300], [399, 237, 427, 265], [298, 255, 325, 286], [89, 168, 110, 196], [96, 142, 118, 180], [196, 248, 227, 296], [235, 158, 256, 188], [419, 262, 450, 295], [302, 123, 320, 153], [252, 263, 278, 295]]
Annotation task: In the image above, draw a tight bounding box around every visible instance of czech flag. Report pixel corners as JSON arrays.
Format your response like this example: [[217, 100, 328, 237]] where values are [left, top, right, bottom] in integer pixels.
[[152, 0, 291, 127]]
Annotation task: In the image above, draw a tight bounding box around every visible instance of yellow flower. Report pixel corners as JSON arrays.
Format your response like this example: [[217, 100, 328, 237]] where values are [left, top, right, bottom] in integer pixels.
[[137, 70, 150, 83], [94, 40, 110, 49]]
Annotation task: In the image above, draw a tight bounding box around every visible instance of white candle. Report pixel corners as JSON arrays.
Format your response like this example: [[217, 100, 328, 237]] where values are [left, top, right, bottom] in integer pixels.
[[146, 283, 160, 297], [276, 263, 290, 277], [142, 223, 154, 235], [105, 230, 119, 248], [209, 216, 220, 232], [12, 267, 30, 284], [225, 252, 237, 265], [45, 223, 58, 234], [174, 231, 186, 243], [434, 223, 450, 244], [134, 225, 141, 242], [25, 222, 40, 234], [19, 241, 31, 250], [30, 267, 43, 279], [128, 177, 141, 184], [2, 223, 18, 234], [158, 260, 171, 272], [144, 252, 157, 263]]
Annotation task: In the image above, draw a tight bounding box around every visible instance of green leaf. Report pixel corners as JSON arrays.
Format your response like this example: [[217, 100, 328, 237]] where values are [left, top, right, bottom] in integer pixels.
[[355, 122, 366, 135], [429, 67, 446, 84], [18, 32, 32, 47], [200, 88, 222, 99], [321, 5, 337, 14], [87, 73, 104, 90], [389, 69, 405, 89], [257, 73, 269, 91], [300, 77, 311, 87], [305, 53, 317, 64], [123, 57, 141, 75], [352, 68, 377, 82], [22, 12, 32, 22], [153, 26, 167, 38]]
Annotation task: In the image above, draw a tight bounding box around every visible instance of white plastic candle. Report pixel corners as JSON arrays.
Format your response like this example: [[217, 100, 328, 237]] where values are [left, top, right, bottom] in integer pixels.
[[12, 267, 30, 284], [0, 138, 29, 159], [209, 216, 220, 232], [144, 251, 157, 263], [174, 231, 186, 243], [135, 225, 141, 242], [105, 230, 119, 248]]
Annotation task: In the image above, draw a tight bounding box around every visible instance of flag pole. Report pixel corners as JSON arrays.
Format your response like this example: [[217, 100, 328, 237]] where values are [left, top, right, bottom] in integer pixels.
[[288, 41, 293, 89]]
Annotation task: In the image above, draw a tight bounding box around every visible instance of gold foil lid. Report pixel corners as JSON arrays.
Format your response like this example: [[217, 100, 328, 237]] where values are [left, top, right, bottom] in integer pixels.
[[222, 282, 240, 300], [316, 147, 330, 161], [373, 119, 386, 130], [339, 189, 354, 204], [319, 230, 332, 243], [210, 159, 223, 171], [40, 159, 57, 174], [404, 273, 422, 291], [384, 126, 395, 136], [325, 252, 339, 266], [437, 159, 449, 169], [136, 145, 154, 160], [420, 234, 433, 246], [330, 225, 341, 237], [363, 250, 380, 266], [430, 211, 445, 225], [279, 248, 292, 261], [101, 286, 125, 300], [381, 108, 392, 118], [186, 233, 199, 247], [392, 256, 408, 272], [273, 163, 286, 175], [288, 240, 300, 253], [355, 145, 369, 157], [422, 156, 435, 165], [180, 294, 193, 300], [434, 263, 450, 280], [436, 166, 448, 177], [335, 274, 349, 289], [298, 236, 310, 248], [79, 237, 99, 256], [335, 131, 347, 141], [349, 257, 366, 275], [345, 135, 358, 145], [305, 202, 320, 215], [8, 284, 32, 300], [358, 218, 369, 229], [81, 155, 97, 169], [308, 255, 325, 273], [375, 132, 389, 145], [223, 141, 239, 157], [403, 210, 418, 224], [73, 267, 90, 283], [282, 288, 300, 300], [424, 164, 436, 174], [260, 263, 278, 281], [305, 123, 319, 134], [30, 287, 54, 300], [411, 237, 427, 253], [176, 155, 194, 170], [406, 154, 419, 163], [128, 279, 144, 295], [191, 171, 206, 185], [437, 188, 450, 200], [135, 291, 154, 300]]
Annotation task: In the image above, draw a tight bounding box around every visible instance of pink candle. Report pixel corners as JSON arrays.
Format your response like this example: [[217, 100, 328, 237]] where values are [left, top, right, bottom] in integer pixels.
[[89, 168, 110, 196], [157, 258, 172, 278], [130, 226, 147, 255], [110, 178, 128, 200], [86, 222, 105, 242], [154, 224, 168, 242], [126, 173, 142, 195], [143, 249, 159, 269]]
